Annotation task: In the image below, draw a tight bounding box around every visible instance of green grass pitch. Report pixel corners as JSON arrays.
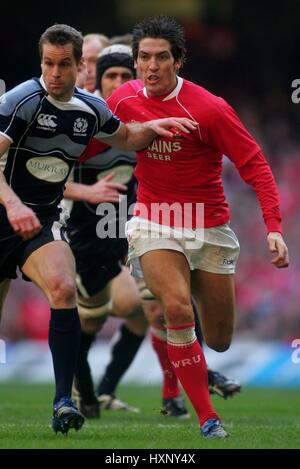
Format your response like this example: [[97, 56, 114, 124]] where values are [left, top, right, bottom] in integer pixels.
[[0, 383, 299, 449]]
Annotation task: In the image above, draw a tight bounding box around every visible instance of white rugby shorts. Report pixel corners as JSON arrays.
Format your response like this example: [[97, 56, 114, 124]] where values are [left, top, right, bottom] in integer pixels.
[[126, 217, 240, 277]]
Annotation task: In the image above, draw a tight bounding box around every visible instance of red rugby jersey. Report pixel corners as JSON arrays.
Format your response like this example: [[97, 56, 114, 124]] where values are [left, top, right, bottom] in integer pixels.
[[106, 77, 282, 232]]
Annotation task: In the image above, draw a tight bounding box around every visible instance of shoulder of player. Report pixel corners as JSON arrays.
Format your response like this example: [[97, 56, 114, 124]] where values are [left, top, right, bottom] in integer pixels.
[[181, 79, 231, 118], [107, 79, 143, 112], [73, 88, 116, 128], [0, 78, 44, 110], [74, 87, 108, 109]]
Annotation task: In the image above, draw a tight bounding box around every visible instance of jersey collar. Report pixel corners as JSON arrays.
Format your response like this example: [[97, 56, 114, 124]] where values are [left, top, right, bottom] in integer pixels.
[[143, 76, 183, 101]]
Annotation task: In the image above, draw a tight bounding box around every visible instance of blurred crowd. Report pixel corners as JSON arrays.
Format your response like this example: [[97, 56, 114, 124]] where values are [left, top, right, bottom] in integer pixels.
[[224, 142, 300, 342]]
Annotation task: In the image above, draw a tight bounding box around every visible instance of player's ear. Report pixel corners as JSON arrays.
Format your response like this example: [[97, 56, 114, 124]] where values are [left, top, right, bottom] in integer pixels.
[[174, 59, 182, 73], [134, 62, 140, 79]]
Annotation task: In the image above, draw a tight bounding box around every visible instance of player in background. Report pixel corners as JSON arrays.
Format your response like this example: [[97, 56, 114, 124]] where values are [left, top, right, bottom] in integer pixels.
[[79, 33, 110, 92]]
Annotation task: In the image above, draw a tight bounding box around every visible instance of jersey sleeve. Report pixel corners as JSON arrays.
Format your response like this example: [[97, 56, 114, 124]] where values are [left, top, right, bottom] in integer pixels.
[[202, 99, 282, 233], [93, 96, 121, 138], [0, 82, 41, 143], [237, 150, 282, 233], [202, 99, 261, 167]]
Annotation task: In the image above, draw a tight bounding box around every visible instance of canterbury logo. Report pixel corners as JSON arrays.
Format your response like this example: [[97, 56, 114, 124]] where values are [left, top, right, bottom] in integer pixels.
[[37, 113, 57, 129], [171, 354, 201, 368]]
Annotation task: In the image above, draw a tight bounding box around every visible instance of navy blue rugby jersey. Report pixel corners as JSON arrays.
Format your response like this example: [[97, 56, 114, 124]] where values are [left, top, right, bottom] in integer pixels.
[[0, 77, 120, 219], [66, 146, 137, 237]]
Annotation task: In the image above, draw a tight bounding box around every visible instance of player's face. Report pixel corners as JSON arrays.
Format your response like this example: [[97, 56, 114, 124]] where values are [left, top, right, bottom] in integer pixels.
[[136, 38, 181, 97], [101, 66, 134, 100], [41, 43, 82, 101]]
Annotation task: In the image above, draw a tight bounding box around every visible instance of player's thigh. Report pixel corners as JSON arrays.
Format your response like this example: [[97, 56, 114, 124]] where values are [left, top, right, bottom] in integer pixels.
[[110, 266, 142, 318], [191, 270, 236, 348], [0, 279, 11, 321], [140, 250, 190, 301], [21, 240, 76, 297]]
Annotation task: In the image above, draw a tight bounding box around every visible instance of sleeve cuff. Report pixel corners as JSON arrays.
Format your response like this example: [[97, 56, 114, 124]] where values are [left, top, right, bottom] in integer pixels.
[[266, 218, 282, 234]]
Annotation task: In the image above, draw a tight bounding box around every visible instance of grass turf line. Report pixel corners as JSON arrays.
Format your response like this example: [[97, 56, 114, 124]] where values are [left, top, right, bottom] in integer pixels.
[[0, 383, 299, 449]]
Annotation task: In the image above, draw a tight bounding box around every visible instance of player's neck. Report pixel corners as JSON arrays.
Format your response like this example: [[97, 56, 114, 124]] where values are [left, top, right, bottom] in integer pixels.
[[48, 89, 74, 102], [144, 76, 182, 100]]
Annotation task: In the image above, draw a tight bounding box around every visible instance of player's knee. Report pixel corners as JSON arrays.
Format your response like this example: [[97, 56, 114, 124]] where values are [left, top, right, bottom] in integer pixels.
[[164, 298, 193, 326], [212, 342, 230, 352], [48, 276, 76, 306], [205, 335, 231, 352]]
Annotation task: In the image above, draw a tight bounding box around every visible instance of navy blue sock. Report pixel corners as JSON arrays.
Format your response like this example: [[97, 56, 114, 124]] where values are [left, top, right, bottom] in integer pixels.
[[49, 307, 81, 405], [74, 331, 97, 404], [192, 298, 204, 347], [96, 324, 145, 396]]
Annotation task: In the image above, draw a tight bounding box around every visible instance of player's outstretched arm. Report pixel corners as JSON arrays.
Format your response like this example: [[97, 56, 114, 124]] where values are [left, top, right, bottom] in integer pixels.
[[267, 232, 289, 268], [96, 117, 197, 151], [0, 135, 41, 240]]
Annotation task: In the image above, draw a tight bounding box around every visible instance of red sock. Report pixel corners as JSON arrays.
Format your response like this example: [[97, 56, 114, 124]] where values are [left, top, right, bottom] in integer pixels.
[[151, 329, 180, 399], [167, 323, 219, 426]]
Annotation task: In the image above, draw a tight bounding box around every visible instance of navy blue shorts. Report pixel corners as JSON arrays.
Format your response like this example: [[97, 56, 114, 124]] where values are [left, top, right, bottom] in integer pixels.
[[0, 213, 68, 282], [69, 234, 128, 297]]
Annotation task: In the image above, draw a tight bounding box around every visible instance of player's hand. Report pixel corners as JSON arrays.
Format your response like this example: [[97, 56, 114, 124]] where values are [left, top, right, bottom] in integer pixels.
[[267, 232, 289, 268], [84, 172, 127, 204], [6, 199, 42, 240], [145, 117, 197, 138]]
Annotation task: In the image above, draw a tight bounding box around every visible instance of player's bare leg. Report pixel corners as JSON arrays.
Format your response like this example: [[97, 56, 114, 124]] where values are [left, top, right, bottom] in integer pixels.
[[192, 295, 241, 398], [191, 270, 236, 353], [140, 249, 227, 437]]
